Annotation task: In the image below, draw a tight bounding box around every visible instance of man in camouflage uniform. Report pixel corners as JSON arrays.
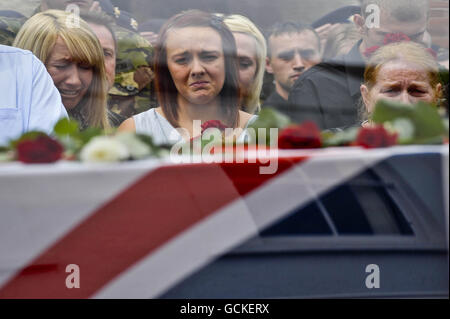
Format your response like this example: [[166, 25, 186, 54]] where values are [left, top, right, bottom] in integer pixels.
[[0, 0, 156, 119], [109, 24, 157, 118]]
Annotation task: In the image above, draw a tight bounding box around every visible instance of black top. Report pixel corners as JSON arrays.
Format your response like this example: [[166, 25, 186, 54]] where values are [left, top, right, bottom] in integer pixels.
[[108, 109, 127, 128], [288, 40, 366, 130], [262, 90, 292, 115]]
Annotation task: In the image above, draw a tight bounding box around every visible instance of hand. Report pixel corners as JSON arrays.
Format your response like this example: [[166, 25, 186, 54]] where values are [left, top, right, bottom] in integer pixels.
[[89, 1, 102, 13], [315, 23, 341, 40], [315, 23, 341, 53]]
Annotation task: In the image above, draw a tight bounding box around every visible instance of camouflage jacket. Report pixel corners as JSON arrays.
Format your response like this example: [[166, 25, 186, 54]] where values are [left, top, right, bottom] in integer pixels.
[[0, 15, 25, 46], [108, 24, 157, 118]]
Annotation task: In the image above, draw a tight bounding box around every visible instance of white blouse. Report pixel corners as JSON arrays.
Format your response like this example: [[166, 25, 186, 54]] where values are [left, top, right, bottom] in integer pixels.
[[133, 108, 258, 145]]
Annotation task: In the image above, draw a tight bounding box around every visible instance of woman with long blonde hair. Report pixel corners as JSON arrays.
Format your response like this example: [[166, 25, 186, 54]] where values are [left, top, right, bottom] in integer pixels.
[[222, 14, 267, 114], [14, 10, 110, 130]]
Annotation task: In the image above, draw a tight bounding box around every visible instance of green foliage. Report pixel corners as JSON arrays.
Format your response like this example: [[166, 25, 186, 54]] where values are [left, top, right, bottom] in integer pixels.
[[53, 118, 79, 137], [439, 67, 449, 87], [248, 108, 291, 145], [322, 127, 359, 147], [249, 108, 291, 130], [9, 131, 46, 149], [372, 100, 447, 144], [52, 118, 101, 155]]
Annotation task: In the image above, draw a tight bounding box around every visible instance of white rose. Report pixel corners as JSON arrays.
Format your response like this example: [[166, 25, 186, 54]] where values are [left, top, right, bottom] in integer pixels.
[[391, 118, 415, 142], [80, 136, 130, 162], [115, 132, 151, 159]]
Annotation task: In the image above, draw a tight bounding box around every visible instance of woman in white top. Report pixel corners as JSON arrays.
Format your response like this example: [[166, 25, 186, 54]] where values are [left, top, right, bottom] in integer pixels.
[[119, 10, 257, 145]]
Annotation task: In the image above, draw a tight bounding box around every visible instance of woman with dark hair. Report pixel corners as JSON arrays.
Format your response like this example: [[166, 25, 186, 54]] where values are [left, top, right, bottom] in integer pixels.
[[119, 10, 256, 145]]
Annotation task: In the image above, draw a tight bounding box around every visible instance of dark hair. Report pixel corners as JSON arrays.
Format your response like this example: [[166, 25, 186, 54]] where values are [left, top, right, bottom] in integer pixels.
[[266, 22, 321, 57], [360, 0, 429, 21], [80, 11, 117, 52], [154, 10, 240, 128]]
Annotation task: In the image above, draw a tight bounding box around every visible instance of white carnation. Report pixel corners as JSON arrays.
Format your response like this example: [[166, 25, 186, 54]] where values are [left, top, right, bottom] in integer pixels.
[[80, 136, 130, 163], [115, 132, 151, 159], [392, 118, 415, 141]]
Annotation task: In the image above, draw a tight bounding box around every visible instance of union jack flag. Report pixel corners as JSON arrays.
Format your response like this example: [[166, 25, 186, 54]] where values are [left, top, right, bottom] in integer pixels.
[[0, 146, 448, 298]]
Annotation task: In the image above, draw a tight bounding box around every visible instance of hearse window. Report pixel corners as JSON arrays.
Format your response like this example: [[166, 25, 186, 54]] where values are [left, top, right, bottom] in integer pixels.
[[261, 169, 414, 237]]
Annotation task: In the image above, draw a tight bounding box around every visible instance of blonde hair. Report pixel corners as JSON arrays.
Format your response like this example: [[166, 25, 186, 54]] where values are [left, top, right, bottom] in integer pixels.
[[14, 10, 110, 130], [223, 14, 267, 114]]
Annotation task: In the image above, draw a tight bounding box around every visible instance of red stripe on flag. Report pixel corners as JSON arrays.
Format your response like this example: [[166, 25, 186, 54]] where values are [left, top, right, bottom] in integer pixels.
[[0, 158, 306, 298]]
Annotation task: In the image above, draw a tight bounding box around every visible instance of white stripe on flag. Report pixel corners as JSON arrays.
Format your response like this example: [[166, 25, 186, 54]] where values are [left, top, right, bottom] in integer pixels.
[[0, 163, 155, 288]]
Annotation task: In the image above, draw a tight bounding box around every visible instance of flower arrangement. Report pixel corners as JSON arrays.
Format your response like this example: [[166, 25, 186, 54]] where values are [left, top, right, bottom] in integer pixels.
[[0, 100, 447, 164], [249, 99, 448, 150], [277, 122, 322, 149], [16, 134, 64, 164], [0, 118, 165, 164], [353, 125, 398, 149]]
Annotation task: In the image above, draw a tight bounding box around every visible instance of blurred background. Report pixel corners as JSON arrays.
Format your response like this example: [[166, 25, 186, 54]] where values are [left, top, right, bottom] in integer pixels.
[[0, 0, 448, 48]]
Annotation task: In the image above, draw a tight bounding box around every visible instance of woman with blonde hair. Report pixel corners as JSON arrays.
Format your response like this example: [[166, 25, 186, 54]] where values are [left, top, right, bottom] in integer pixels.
[[222, 14, 267, 114], [13, 10, 110, 130], [360, 41, 443, 125]]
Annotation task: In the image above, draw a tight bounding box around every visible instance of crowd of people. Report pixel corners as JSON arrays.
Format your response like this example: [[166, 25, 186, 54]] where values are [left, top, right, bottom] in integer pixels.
[[0, 0, 448, 146]]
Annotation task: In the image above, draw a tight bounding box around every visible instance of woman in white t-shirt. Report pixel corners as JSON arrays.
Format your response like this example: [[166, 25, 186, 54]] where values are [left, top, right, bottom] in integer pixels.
[[119, 10, 257, 145]]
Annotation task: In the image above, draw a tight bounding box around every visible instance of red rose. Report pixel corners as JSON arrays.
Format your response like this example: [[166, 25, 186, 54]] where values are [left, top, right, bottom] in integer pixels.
[[355, 125, 398, 149], [383, 32, 410, 45], [201, 120, 227, 133], [278, 122, 322, 149], [363, 46, 380, 58], [16, 135, 64, 164]]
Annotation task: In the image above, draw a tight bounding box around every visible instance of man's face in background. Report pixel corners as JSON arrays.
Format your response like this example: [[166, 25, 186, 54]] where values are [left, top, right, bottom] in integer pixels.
[[266, 30, 321, 99]]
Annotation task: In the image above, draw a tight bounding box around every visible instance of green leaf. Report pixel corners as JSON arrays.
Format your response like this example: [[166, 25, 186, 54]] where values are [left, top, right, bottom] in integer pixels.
[[372, 100, 446, 144], [53, 118, 79, 137], [58, 135, 82, 154], [0, 151, 13, 162], [136, 133, 156, 148], [9, 131, 47, 149], [249, 108, 291, 130], [412, 101, 446, 139], [0, 145, 10, 152], [439, 67, 449, 86], [78, 127, 103, 145], [248, 108, 291, 146], [322, 127, 359, 147]]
